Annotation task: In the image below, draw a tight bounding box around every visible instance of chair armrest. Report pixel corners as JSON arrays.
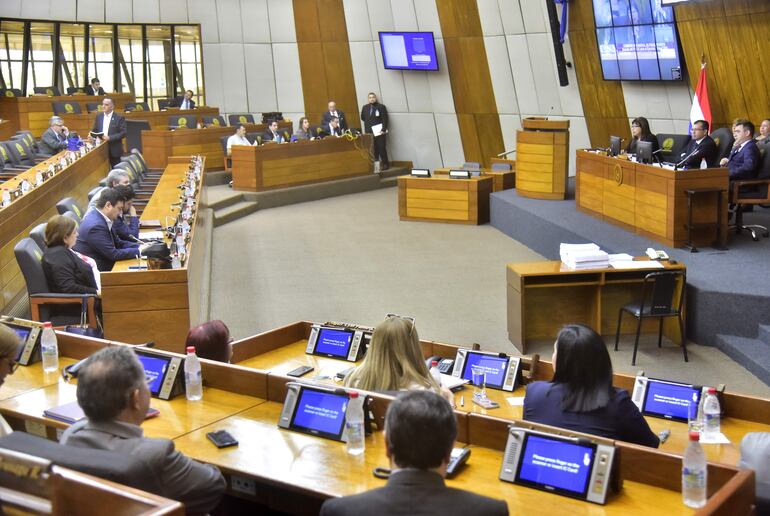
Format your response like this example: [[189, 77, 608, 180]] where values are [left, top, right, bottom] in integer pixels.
[[30, 293, 95, 300], [30, 294, 98, 328], [731, 179, 770, 202]]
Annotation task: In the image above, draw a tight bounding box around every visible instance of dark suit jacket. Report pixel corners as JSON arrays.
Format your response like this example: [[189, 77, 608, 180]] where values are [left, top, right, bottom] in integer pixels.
[[361, 102, 389, 135], [113, 213, 139, 241], [38, 127, 68, 156], [319, 469, 508, 516], [262, 129, 284, 143], [175, 96, 196, 110], [523, 381, 660, 448], [322, 110, 348, 132], [73, 209, 139, 271], [626, 133, 659, 155], [726, 140, 761, 180], [679, 135, 717, 168], [84, 85, 105, 96], [41, 245, 98, 295], [91, 111, 126, 158]]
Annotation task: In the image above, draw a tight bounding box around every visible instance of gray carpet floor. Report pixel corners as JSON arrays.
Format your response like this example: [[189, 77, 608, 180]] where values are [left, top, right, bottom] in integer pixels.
[[210, 187, 770, 398]]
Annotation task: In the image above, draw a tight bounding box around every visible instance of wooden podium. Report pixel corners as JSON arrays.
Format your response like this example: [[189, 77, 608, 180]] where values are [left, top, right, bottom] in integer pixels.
[[515, 117, 569, 200]]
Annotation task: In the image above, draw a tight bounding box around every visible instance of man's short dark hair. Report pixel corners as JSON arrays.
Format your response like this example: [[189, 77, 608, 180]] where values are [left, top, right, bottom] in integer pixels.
[[385, 391, 456, 469], [95, 187, 121, 209], [235, 123, 245, 131], [113, 184, 135, 202], [77, 347, 145, 422], [91, 78, 100, 85], [735, 119, 755, 135], [694, 120, 709, 132]]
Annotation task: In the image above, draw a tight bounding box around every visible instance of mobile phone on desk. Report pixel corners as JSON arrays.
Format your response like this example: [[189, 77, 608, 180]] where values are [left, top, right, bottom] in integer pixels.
[[207, 430, 238, 448], [287, 365, 314, 377]]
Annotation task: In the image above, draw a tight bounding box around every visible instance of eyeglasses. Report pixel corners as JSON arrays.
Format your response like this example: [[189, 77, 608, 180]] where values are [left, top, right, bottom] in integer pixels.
[[386, 313, 416, 336]]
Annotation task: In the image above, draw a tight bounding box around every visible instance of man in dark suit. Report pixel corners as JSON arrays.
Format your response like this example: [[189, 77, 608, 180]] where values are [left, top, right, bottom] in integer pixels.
[[721, 119, 761, 180], [61, 346, 226, 514], [38, 116, 69, 156], [263, 120, 285, 143], [678, 119, 717, 168], [321, 101, 348, 133], [320, 391, 508, 516], [84, 78, 105, 96], [361, 92, 389, 170], [91, 97, 126, 167], [112, 185, 140, 242], [73, 188, 145, 271], [175, 90, 196, 110]]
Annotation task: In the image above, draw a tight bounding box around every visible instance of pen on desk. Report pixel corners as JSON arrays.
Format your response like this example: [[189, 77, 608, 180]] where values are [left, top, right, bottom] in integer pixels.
[[460, 396, 464, 407]]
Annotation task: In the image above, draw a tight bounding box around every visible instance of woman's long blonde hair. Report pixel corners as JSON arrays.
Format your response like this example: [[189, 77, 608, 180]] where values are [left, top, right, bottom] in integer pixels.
[[345, 316, 440, 393]]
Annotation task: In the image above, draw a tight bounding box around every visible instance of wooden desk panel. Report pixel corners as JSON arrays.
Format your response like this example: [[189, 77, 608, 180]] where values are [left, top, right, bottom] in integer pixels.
[[398, 175, 493, 225], [231, 135, 372, 191], [236, 340, 357, 379], [434, 167, 515, 192], [576, 151, 729, 247], [60, 107, 221, 139], [0, 145, 109, 312], [0, 93, 133, 137], [1, 358, 76, 401], [0, 119, 15, 140], [515, 118, 570, 200]]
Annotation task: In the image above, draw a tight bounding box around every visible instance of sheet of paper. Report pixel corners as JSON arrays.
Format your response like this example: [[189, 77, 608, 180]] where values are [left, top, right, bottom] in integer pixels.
[[700, 432, 730, 445], [371, 123, 383, 136], [610, 260, 665, 270], [608, 253, 634, 261], [506, 396, 525, 406], [440, 373, 468, 390], [140, 231, 165, 240]]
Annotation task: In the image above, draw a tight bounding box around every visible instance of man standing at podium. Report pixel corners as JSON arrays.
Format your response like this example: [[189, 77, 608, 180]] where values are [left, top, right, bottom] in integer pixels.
[[361, 92, 389, 171]]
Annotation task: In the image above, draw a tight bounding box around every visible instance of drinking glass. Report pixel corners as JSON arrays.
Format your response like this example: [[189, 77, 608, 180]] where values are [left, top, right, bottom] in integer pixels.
[[471, 365, 487, 402]]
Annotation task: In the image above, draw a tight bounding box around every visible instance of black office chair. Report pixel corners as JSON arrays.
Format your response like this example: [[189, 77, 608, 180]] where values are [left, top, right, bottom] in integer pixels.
[[62, 210, 81, 227], [614, 270, 687, 366], [202, 115, 226, 128], [657, 133, 691, 163], [87, 185, 102, 201], [0, 88, 23, 97], [2, 141, 35, 168], [15, 130, 38, 154], [56, 197, 84, 221], [245, 133, 262, 145], [14, 238, 97, 327], [128, 149, 161, 177], [85, 102, 100, 113], [220, 135, 232, 171], [463, 161, 481, 169], [730, 148, 770, 241], [0, 142, 26, 172], [228, 113, 254, 126], [10, 135, 46, 163], [157, 98, 175, 110], [52, 101, 83, 116], [29, 223, 48, 253], [34, 86, 61, 96], [66, 86, 85, 95], [711, 127, 734, 163], [168, 115, 196, 129], [124, 119, 150, 154], [124, 101, 150, 112]]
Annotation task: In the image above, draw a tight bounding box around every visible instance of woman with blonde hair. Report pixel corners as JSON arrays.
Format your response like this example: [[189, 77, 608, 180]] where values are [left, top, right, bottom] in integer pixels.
[[345, 315, 452, 403]]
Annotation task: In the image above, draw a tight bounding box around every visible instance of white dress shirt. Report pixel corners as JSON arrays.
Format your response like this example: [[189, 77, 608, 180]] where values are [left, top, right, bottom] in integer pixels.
[[101, 111, 112, 136]]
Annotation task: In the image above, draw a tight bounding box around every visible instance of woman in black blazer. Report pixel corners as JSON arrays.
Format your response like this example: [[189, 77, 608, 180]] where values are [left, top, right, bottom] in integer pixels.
[[41, 215, 99, 296], [523, 324, 660, 448], [625, 116, 660, 155]]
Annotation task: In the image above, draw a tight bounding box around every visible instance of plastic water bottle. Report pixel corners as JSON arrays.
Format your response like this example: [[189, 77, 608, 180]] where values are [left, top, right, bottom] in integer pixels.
[[682, 431, 707, 508], [171, 253, 181, 269], [345, 391, 365, 455], [1, 188, 10, 207], [184, 346, 203, 401], [430, 360, 442, 387], [41, 322, 59, 372], [703, 388, 721, 438]]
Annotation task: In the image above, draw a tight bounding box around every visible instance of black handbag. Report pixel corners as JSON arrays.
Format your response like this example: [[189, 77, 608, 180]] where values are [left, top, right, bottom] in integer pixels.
[[65, 297, 103, 339]]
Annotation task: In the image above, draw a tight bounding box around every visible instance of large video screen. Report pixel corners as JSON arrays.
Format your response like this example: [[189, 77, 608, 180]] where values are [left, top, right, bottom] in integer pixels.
[[593, 0, 683, 81], [379, 32, 439, 71]]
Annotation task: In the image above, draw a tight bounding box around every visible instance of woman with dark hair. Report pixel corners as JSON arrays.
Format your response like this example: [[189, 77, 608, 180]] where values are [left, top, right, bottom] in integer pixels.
[[185, 320, 232, 363], [625, 116, 659, 155], [42, 215, 100, 295], [523, 324, 659, 447]]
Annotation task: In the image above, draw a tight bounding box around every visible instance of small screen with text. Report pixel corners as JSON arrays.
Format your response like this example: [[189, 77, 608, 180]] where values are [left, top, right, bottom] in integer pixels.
[[518, 435, 594, 496], [137, 355, 169, 395], [315, 329, 353, 358], [292, 389, 348, 436], [462, 353, 508, 388], [643, 380, 700, 420]]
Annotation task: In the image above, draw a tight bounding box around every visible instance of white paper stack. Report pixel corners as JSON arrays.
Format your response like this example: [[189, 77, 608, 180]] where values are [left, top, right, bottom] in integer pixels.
[[559, 243, 609, 270]]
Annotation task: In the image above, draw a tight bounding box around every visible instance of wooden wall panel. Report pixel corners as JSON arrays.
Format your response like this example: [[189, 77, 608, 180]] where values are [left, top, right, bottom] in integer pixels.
[[568, 0, 630, 148], [293, 0, 360, 129], [436, 0, 504, 168]]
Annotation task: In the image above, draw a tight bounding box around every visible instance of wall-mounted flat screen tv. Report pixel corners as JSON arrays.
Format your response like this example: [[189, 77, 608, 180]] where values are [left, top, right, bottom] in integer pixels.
[[660, 0, 690, 4], [379, 32, 439, 71], [593, 0, 683, 81]]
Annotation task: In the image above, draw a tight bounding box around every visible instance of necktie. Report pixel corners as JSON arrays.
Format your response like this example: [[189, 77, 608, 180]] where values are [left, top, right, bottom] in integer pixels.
[[370, 106, 374, 116]]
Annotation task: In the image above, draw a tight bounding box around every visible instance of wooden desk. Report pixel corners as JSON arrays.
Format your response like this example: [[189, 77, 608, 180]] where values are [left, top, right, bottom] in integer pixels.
[[0, 119, 15, 140], [434, 167, 515, 192], [0, 144, 109, 313], [142, 121, 292, 170], [60, 106, 221, 137], [576, 150, 729, 248], [1, 358, 76, 401], [398, 175, 493, 224], [515, 118, 570, 200], [506, 259, 686, 354], [0, 93, 133, 137], [101, 157, 207, 352], [231, 134, 372, 191]]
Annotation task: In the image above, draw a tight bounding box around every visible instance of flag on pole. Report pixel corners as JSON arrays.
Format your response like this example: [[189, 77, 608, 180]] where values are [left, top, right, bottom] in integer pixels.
[[689, 61, 712, 133]]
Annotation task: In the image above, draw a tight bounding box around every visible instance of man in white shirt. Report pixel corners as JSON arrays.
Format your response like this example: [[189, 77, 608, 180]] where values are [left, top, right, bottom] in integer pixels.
[[322, 101, 348, 133], [226, 124, 255, 155], [90, 98, 126, 167], [176, 90, 196, 110]]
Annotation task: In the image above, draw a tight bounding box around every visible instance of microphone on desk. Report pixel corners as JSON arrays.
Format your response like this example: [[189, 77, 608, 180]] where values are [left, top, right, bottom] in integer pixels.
[[651, 148, 664, 165], [545, 105, 555, 119], [675, 147, 700, 170]]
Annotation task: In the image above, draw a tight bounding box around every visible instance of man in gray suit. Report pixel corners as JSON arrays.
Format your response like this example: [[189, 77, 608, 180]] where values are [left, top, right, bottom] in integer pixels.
[[320, 391, 508, 516], [61, 347, 225, 514], [38, 116, 69, 156]]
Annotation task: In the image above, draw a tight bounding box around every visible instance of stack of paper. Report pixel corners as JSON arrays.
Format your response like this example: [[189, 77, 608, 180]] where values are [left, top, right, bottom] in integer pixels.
[[559, 243, 609, 270]]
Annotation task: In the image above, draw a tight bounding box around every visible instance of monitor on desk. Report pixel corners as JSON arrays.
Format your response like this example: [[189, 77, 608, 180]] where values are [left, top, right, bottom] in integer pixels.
[[636, 140, 654, 164], [631, 375, 705, 422], [609, 136, 622, 157], [451, 349, 521, 391], [278, 383, 361, 442], [134, 349, 184, 400], [305, 324, 370, 362], [2, 318, 43, 366]]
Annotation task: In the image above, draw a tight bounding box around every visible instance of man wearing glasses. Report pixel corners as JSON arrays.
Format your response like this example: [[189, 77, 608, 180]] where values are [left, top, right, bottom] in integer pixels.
[[39, 116, 70, 156], [678, 120, 717, 169], [0, 324, 20, 436]]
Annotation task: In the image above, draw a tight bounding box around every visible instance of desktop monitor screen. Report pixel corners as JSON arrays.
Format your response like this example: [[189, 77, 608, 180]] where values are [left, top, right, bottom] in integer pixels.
[[137, 354, 170, 396], [314, 328, 355, 359], [379, 32, 439, 71], [642, 379, 701, 422], [8, 324, 32, 361], [516, 434, 596, 498], [460, 352, 509, 389], [593, 0, 683, 81], [290, 387, 349, 440], [609, 135, 622, 156], [636, 140, 654, 163]]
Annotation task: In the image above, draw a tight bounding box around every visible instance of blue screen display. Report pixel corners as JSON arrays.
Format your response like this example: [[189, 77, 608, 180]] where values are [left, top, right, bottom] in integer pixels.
[[462, 352, 508, 388], [593, 0, 682, 81], [518, 435, 594, 495], [379, 32, 438, 71], [315, 329, 353, 358], [137, 355, 169, 395], [643, 380, 700, 420], [292, 389, 348, 437]]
